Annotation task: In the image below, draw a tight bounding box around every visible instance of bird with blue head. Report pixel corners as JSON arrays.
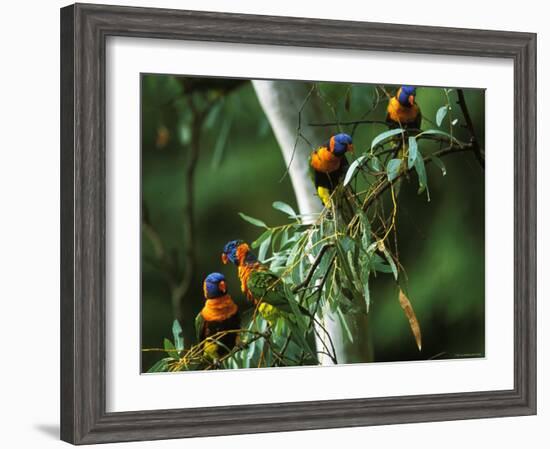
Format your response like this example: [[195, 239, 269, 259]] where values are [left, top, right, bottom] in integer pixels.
[[329, 133, 354, 156], [221, 238, 316, 358], [221, 238, 304, 322], [221, 240, 266, 302], [195, 272, 240, 360], [386, 85, 422, 130], [310, 133, 354, 207], [202, 272, 228, 298], [221, 239, 258, 268]]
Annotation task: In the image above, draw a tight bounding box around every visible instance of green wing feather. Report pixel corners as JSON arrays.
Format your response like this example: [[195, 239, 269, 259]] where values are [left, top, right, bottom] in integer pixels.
[[246, 270, 313, 318], [247, 270, 292, 313]]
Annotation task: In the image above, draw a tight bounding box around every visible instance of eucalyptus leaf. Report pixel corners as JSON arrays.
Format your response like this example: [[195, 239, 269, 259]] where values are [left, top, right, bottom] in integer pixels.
[[360, 212, 372, 250], [431, 155, 447, 176], [373, 256, 393, 274], [386, 158, 402, 182], [147, 358, 171, 373], [347, 251, 360, 286], [172, 320, 185, 351], [418, 129, 455, 142], [283, 288, 315, 358], [251, 229, 272, 249], [343, 156, 367, 186], [368, 156, 382, 172], [381, 247, 398, 280], [163, 338, 179, 359], [238, 212, 267, 228], [258, 234, 272, 261], [363, 276, 371, 313], [366, 241, 379, 256], [408, 136, 418, 169], [279, 227, 289, 249], [336, 308, 354, 343], [335, 242, 361, 298], [335, 242, 355, 286], [340, 235, 356, 253], [371, 128, 405, 150], [414, 150, 430, 200], [436, 105, 448, 127], [272, 201, 297, 218]]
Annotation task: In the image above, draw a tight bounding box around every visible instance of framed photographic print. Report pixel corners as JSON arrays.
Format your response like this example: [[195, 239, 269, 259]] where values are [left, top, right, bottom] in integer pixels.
[[60, 3, 536, 445]]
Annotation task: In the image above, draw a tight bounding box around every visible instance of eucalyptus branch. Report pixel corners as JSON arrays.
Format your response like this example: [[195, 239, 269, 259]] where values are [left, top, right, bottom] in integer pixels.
[[292, 243, 334, 293], [142, 206, 179, 286], [274, 333, 293, 365], [279, 84, 316, 182], [456, 89, 484, 169], [172, 100, 213, 322], [308, 119, 389, 127], [311, 322, 338, 364], [204, 330, 269, 370], [363, 144, 474, 211], [308, 255, 336, 328]]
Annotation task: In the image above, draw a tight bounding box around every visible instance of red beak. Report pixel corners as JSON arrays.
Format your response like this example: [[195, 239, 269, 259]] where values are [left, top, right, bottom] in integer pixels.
[[221, 253, 228, 264], [408, 95, 415, 106]]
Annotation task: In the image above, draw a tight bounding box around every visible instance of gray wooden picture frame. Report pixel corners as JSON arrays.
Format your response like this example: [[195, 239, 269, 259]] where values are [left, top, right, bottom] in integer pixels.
[[60, 3, 537, 445]]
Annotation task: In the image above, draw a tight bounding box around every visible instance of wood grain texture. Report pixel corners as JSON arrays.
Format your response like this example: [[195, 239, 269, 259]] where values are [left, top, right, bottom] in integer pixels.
[[60, 3, 537, 445]]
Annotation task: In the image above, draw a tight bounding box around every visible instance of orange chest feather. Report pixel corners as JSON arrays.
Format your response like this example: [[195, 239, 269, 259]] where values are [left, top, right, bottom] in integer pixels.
[[387, 97, 420, 125], [310, 147, 341, 173], [238, 263, 262, 302], [200, 295, 238, 322]]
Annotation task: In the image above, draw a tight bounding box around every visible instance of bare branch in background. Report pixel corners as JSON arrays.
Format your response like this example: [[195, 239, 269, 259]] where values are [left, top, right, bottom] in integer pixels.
[[457, 89, 485, 169]]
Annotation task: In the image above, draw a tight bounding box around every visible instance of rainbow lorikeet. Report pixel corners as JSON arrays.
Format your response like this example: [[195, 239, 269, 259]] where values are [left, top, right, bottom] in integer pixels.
[[195, 272, 240, 360], [221, 240, 292, 319], [309, 133, 354, 207], [222, 240, 315, 357], [386, 86, 422, 130]]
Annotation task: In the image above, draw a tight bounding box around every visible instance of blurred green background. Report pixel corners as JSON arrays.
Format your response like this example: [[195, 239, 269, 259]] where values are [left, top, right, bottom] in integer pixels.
[[141, 75, 485, 371]]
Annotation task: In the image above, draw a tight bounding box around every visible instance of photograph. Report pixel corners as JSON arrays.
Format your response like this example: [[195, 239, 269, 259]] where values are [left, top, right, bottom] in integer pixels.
[[140, 75, 486, 373]]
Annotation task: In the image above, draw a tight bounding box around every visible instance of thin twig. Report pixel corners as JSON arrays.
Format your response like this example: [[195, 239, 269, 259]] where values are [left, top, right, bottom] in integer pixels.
[[308, 119, 389, 127], [279, 84, 316, 182], [456, 89, 484, 169], [292, 243, 334, 293], [363, 144, 474, 211]]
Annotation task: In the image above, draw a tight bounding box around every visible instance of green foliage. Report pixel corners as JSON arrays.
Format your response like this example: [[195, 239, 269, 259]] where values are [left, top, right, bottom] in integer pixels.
[[141, 78, 486, 372], [431, 155, 447, 176], [147, 358, 172, 373], [414, 149, 429, 197], [436, 105, 448, 127], [163, 338, 179, 359], [343, 156, 367, 186], [272, 201, 297, 218], [408, 136, 418, 169], [172, 320, 184, 351], [386, 159, 402, 182], [371, 128, 405, 150], [238, 212, 268, 228]]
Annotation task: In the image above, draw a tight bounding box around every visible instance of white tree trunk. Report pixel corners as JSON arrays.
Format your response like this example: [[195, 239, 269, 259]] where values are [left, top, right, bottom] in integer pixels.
[[252, 80, 373, 365]]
